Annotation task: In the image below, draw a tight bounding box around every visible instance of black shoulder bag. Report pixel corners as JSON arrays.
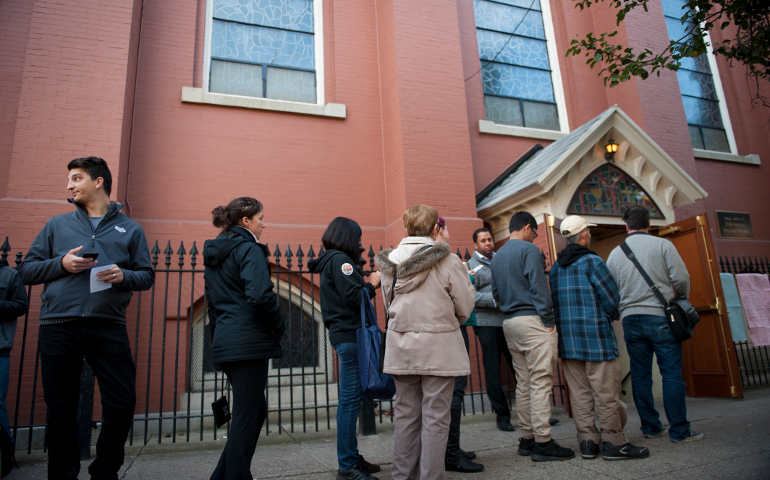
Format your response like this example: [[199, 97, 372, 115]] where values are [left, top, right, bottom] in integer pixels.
[[620, 242, 700, 342]]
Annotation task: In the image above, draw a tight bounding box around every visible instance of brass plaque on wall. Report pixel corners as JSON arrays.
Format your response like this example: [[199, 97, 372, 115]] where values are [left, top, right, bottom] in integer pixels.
[[716, 211, 753, 238]]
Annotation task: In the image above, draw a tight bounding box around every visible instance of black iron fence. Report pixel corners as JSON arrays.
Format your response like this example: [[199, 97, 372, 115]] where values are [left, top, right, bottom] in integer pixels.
[[718, 255, 770, 390], [719, 256, 769, 274], [0, 237, 569, 453]]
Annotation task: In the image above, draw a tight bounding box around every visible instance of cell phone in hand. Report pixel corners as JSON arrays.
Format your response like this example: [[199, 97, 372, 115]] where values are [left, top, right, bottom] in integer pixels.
[[82, 252, 99, 260]]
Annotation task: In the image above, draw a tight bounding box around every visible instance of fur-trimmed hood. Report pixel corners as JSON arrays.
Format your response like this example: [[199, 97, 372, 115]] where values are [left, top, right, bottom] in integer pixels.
[[375, 239, 451, 294]]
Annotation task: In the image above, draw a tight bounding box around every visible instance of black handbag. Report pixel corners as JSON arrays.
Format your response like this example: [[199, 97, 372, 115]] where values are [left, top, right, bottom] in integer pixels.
[[620, 242, 700, 342], [211, 395, 231, 428]]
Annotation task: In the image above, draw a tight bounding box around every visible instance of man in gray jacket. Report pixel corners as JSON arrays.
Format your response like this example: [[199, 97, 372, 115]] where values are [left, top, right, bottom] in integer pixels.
[[491, 212, 574, 462], [468, 228, 515, 432], [607, 206, 703, 443], [22, 157, 154, 480]]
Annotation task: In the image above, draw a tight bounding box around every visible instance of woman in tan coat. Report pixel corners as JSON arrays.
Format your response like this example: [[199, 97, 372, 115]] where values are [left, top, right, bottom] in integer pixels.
[[374, 205, 474, 480]]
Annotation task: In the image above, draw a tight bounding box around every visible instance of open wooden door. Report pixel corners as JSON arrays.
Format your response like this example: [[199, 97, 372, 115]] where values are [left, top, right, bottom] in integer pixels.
[[657, 214, 743, 398]]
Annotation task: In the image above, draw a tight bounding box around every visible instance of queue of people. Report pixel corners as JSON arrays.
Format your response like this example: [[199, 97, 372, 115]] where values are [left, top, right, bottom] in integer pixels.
[[13, 156, 702, 479]]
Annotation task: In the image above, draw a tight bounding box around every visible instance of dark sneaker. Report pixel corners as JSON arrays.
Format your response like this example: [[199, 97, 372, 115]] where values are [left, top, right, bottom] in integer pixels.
[[671, 431, 705, 443], [460, 448, 477, 460], [531, 439, 575, 462], [445, 455, 485, 473], [602, 442, 650, 460], [643, 429, 666, 439], [337, 468, 378, 480], [549, 417, 560, 426], [497, 415, 515, 431], [518, 437, 535, 456], [579, 440, 599, 459], [356, 456, 381, 474]]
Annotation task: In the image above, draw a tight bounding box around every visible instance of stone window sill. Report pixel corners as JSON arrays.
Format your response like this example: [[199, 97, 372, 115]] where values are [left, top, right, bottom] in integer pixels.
[[478, 119, 565, 141], [181, 87, 346, 119], [693, 148, 760, 165]]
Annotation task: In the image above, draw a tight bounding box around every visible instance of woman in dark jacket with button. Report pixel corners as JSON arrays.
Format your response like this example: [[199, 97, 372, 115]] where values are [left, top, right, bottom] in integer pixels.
[[308, 217, 381, 480], [203, 197, 283, 480]]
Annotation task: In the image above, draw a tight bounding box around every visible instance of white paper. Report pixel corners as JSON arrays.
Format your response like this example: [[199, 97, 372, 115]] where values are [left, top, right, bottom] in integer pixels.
[[90, 264, 116, 293]]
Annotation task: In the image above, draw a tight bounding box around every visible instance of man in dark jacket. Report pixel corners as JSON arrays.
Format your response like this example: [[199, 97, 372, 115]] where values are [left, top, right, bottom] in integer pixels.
[[550, 215, 648, 461], [0, 259, 28, 476], [491, 212, 574, 462], [21, 157, 153, 480]]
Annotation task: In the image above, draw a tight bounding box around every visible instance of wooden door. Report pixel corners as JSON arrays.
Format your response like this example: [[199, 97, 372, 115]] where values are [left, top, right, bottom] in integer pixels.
[[657, 215, 743, 398]]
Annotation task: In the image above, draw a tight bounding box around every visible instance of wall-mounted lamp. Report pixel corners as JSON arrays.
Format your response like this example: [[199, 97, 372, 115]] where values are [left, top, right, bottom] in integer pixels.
[[605, 139, 619, 161]]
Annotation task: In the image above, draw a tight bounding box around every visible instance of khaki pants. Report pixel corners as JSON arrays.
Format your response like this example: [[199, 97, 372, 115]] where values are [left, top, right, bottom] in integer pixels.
[[502, 315, 557, 443], [391, 375, 454, 480], [562, 357, 627, 446]]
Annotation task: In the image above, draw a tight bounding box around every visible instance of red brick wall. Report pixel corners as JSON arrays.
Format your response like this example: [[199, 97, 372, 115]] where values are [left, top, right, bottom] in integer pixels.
[[1, 0, 768, 425]]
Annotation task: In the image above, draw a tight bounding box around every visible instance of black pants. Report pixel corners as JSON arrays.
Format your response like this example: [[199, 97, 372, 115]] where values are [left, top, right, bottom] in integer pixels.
[[473, 326, 512, 417], [39, 320, 136, 480], [211, 359, 269, 480], [452, 327, 471, 410]]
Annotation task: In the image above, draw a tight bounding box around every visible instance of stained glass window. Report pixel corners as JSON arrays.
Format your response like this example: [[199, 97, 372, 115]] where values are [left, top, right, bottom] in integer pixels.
[[661, 0, 730, 152], [474, 0, 560, 130], [567, 164, 665, 219], [209, 0, 317, 103]]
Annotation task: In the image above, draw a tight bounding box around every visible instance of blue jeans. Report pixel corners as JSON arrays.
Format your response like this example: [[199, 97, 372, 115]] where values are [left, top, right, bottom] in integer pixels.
[[0, 356, 12, 442], [334, 342, 362, 470], [623, 315, 691, 441]]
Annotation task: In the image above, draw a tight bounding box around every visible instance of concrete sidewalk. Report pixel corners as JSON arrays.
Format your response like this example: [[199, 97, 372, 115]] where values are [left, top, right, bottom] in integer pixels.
[[9, 387, 770, 479]]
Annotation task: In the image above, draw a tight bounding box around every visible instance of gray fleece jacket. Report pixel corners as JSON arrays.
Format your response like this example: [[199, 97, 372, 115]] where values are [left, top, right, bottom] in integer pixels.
[[606, 232, 690, 319], [467, 251, 506, 327], [21, 201, 154, 324]]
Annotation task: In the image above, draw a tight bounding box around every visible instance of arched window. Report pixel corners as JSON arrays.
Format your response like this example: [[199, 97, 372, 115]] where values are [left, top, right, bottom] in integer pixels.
[[567, 164, 664, 219]]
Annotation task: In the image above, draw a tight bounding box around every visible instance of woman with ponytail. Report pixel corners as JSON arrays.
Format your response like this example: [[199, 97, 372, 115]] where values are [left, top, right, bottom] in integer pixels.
[[203, 197, 284, 480]]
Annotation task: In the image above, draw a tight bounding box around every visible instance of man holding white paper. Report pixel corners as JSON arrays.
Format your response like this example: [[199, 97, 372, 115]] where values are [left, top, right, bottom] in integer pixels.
[[22, 157, 153, 480]]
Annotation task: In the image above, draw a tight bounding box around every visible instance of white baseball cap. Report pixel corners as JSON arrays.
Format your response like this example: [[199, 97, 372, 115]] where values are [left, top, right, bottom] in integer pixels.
[[560, 215, 596, 238]]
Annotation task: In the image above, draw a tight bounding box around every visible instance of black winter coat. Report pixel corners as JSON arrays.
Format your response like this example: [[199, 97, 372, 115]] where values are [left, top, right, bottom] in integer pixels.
[[203, 227, 283, 367], [308, 250, 375, 346]]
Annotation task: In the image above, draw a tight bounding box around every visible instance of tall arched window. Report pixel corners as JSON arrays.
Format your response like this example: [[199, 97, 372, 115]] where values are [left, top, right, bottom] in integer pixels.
[[567, 164, 664, 219], [473, 0, 566, 131]]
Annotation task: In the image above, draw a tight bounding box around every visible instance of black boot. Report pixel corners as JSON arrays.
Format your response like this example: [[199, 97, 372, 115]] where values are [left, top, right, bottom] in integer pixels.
[[445, 407, 484, 473]]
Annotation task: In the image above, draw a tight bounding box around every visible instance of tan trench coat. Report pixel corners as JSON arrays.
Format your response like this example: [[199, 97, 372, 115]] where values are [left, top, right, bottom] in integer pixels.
[[374, 237, 474, 377]]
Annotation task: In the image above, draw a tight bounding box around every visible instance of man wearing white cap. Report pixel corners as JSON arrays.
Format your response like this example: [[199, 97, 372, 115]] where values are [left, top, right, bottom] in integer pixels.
[[549, 215, 649, 461]]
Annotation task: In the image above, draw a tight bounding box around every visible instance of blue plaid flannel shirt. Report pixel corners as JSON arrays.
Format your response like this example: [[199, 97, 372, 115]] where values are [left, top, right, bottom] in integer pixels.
[[549, 253, 620, 361]]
